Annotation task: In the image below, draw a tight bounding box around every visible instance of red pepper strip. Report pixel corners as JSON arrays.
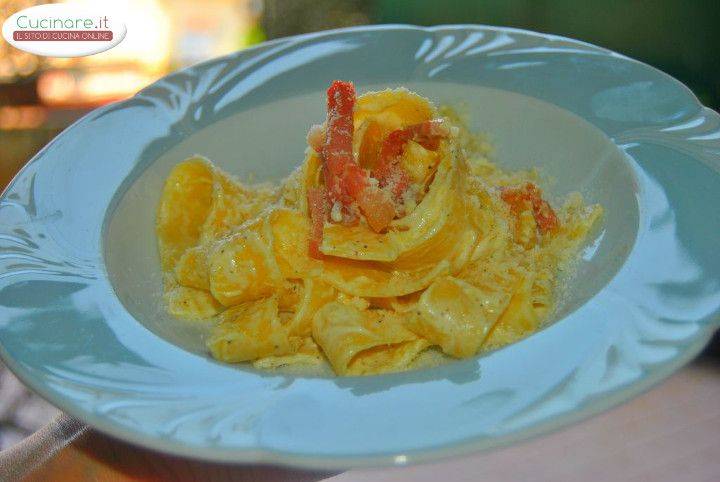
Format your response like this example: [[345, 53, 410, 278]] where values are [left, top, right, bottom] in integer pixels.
[[320, 80, 398, 233], [357, 188, 397, 233], [335, 161, 365, 202], [343, 160, 396, 232], [500, 183, 559, 234], [372, 118, 449, 198], [337, 157, 397, 231], [308, 187, 328, 259], [322, 81, 371, 219], [322, 80, 357, 208]]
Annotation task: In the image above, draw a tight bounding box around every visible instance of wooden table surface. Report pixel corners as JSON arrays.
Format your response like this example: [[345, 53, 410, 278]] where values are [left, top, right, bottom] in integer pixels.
[[1, 351, 718, 482]]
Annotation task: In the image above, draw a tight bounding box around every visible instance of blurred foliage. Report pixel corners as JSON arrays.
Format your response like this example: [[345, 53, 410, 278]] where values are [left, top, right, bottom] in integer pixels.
[[261, 0, 370, 39], [261, 0, 719, 108]]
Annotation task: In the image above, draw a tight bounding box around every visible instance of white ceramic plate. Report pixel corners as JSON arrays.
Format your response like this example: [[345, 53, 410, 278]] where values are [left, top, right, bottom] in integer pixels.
[[0, 25, 718, 469]]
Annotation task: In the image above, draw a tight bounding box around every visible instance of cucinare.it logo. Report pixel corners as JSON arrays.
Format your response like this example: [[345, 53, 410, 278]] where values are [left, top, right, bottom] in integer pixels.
[[2, 3, 126, 57]]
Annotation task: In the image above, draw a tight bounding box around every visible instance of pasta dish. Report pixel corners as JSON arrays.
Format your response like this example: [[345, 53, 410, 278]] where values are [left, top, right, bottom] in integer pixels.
[[156, 81, 602, 376]]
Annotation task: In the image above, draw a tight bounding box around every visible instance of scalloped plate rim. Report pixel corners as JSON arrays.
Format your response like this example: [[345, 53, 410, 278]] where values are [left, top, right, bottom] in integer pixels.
[[0, 24, 718, 470]]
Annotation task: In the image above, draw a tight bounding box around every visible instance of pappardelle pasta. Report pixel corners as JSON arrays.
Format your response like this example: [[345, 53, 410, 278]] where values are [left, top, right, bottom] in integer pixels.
[[156, 81, 602, 376]]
